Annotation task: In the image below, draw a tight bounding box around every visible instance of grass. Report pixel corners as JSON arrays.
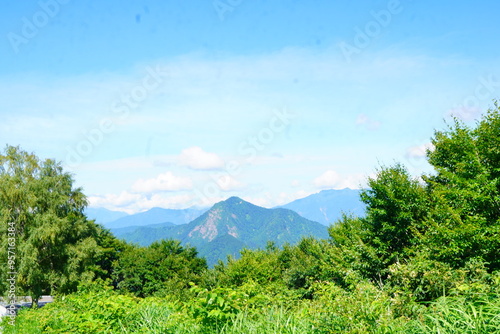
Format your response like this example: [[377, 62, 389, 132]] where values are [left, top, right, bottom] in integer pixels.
[[408, 295, 500, 334], [3, 290, 500, 333]]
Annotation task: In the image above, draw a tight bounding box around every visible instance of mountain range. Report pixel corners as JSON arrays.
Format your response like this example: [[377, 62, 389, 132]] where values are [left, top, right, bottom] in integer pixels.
[[88, 188, 365, 229], [102, 207, 206, 229], [85, 207, 129, 225], [111, 196, 329, 266], [87, 189, 366, 265]]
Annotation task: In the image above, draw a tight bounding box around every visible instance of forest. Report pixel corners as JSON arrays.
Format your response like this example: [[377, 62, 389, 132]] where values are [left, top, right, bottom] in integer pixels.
[[1, 103, 500, 333]]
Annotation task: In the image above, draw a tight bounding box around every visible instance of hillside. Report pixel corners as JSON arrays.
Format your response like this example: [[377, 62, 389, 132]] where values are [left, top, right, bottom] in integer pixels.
[[111, 222, 176, 246], [111, 196, 329, 265], [278, 188, 365, 225]]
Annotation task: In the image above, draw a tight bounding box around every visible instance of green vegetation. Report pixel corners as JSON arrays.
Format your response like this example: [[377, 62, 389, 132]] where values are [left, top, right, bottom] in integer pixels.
[[113, 239, 207, 298], [0, 146, 107, 305], [2, 103, 500, 333]]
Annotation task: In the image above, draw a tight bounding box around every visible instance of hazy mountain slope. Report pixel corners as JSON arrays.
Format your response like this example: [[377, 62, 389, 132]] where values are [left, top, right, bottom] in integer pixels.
[[111, 222, 176, 246], [278, 188, 365, 225], [104, 207, 206, 228], [85, 207, 129, 225]]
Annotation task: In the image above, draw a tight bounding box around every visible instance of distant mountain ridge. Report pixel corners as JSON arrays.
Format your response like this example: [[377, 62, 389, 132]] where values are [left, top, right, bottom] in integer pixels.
[[104, 207, 206, 229], [98, 188, 364, 229], [278, 188, 365, 225], [85, 207, 129, 225], [111, 197, 329, 266]]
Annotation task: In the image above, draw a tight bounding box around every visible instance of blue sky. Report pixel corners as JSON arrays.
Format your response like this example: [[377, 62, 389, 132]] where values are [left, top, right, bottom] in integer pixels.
[[1, 0, 500, 213]]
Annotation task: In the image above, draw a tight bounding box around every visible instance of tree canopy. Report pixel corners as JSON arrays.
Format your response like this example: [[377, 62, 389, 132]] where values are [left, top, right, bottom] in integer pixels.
[[113, 239, 207, 298], [0, 146, 100, 303], [326, 102, 500, 299]]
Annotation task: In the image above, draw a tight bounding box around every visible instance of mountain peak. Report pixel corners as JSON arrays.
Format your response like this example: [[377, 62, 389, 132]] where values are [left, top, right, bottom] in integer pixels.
[[213, 197, 265, 213], [224, 196, 245, 204]]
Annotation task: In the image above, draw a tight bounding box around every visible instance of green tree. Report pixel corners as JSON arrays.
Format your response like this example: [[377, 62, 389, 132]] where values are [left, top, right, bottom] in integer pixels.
[[423, 103, 500, 270], [213, 243, 284, 288], [91, 226, 128, 285], [113, 239, 207, 298], [327, 215, 381, 286], [360, 164, 430, 270], [0, 146, 100, 305]]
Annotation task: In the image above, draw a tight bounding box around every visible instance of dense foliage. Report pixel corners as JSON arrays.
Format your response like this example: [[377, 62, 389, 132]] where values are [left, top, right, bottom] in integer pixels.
[[2, 103, 500, 333], [113, 239, 207, 298], [0, 146, 103, 304]]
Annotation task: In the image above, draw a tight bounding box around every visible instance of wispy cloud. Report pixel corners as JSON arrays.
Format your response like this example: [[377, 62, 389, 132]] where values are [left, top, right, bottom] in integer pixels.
[[405, 142, 434, 159], [88, 192, 196, 214], [215, 175, 245, 191], [178, 146, 225, 170], [356, 113, 381, 130], [313, 170, 341, 189], [313, 170, 366, 190], [131, 171, 193, 193]]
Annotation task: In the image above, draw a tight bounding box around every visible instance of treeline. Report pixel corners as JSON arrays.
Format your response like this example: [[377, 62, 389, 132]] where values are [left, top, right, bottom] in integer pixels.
[[2, 103, 500, 333]]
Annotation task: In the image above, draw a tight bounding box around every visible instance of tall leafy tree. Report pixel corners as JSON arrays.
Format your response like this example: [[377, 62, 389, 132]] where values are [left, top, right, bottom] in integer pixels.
[[327, 215, 382, 286], [92, 226, 128, 285], [113, 239, 207, 298], [360, 164, 430, 266], [424, 104, 500, 270], [0, 146, 100, 304]]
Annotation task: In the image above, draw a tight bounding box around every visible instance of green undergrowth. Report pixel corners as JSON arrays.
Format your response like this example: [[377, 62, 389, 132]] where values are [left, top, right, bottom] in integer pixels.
[[4, 278, 500, 334]]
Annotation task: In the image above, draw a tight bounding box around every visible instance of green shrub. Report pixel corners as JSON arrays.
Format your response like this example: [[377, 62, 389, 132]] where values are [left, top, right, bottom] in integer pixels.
[[303, 281, 407, 333], [185, 284, 250, 330], [387, 256, 499, 303], [1, 281, 174, 334]]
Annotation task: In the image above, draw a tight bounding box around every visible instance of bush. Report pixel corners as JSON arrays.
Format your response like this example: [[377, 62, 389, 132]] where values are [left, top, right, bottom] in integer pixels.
[[305, 281, 413, 333], [1, 281, 174, 334], [387, 256, 498, 303]]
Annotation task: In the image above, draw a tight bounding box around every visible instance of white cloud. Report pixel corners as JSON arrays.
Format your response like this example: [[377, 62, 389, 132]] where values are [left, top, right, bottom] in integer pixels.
[[88, 191, 142, 212], [131, 171, 193, 193], [314, 170, 340, 189], [241, 189, 315, 208], [178, 147, 225, 170], [191, 194, 226, 209], [135, 193, 195, 211], [88, 191, 197, 214], [275, 190, 315, 206], [405, 142, 434, 159], [313, 170, 366, 190], [215, 175, 245, 191], [356, 113, 381, 130], [338, 175, 367, 189]]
